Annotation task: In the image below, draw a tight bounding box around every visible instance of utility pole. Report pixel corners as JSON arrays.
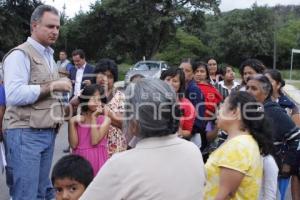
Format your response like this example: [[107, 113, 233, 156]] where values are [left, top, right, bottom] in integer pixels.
[[273, 31, 277, 69]]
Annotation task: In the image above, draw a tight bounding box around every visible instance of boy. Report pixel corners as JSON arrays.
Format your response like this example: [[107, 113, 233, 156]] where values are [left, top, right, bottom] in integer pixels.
[[51, 155, 94, 200]]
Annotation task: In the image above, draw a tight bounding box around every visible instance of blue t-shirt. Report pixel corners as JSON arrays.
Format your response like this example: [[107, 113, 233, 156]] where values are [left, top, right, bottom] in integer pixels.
[[0, 84, 6, 106]]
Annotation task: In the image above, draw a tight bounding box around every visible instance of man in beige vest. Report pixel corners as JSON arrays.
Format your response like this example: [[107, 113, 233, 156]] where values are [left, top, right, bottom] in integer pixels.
[[2, 5, 71, 200]]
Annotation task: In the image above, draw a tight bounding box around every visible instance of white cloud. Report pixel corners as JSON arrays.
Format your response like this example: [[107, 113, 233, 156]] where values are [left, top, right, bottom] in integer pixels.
[[43, 0, 300, 18], [43, 0, 96, 18], [220, 0, 300, 12]]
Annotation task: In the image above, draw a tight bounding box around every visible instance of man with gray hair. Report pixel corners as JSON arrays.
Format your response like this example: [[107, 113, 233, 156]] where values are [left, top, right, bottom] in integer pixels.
[[2, 5, 71, 199]]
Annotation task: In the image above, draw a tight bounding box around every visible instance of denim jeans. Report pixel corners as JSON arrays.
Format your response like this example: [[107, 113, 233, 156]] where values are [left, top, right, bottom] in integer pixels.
[[4, 128, 56, 200]]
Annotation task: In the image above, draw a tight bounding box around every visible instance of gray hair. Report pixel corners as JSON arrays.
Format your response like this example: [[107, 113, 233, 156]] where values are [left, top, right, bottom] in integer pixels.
[[30, 5, 59, 25], [248, 74, 273, 100], [123, 78, 180, 139]]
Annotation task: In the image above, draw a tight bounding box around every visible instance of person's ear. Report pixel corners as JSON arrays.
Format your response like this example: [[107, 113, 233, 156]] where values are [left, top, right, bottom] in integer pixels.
[[231, 107, 241, 121]]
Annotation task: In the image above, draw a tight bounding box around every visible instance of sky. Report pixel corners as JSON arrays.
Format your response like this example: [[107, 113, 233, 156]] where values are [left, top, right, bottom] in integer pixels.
[[43, 0, 300, 18]]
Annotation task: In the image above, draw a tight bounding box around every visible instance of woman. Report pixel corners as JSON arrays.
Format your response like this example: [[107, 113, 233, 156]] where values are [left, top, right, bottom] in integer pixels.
[[204, 91, 271, 199], [93, 59, 127, 156], [179, 59, 205, 149], [264, 69, 300, 200], [239, 58, 266, 91], [264, 69, 300, 126], [80, 79, 206, 200], [193, 61, 223, 118], [160, 68, 196, 138], [69, 59, 127, 156], [247, 75, 300, 200], [207, 58, 222, 84], [215, 64, 240, 99]]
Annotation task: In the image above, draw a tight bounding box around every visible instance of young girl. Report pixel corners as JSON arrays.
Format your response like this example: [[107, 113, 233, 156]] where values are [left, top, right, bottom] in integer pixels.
[[69, 84, 111, 176], [193, 61, 223, 155], [160, 68, 196, 139], [193, 61, 223, 119]]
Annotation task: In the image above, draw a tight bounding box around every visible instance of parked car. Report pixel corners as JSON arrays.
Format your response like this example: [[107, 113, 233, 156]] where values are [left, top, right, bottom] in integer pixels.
[[124, 60, 169, 86]]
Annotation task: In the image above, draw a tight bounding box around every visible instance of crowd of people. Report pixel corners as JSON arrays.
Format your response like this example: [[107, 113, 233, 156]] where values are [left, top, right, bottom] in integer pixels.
[[0, 4, 300, 200]]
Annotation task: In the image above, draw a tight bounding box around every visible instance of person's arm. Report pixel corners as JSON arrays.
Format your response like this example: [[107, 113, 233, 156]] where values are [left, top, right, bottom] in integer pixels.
[[214, 167, 245, 200], [90, 108, 111, 145], [0, 106, 5, 142], [4, 50, 40, 105], [179, 99, 195, 138], [4, 50, 72, 105], [68, 115, 82, 149], [104, 107, 123, 129]]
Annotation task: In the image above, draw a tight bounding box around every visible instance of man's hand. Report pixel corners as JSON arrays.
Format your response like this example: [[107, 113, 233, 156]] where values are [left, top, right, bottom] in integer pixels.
[[50, 77, 72, 92], [82, 80, 92, 86], [39, 77, 72, 101]]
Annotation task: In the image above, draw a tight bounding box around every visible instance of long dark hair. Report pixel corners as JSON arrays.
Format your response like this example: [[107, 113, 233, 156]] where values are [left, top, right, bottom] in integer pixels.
[[228, 91, 274, 156], [264, 69, 285, 95]]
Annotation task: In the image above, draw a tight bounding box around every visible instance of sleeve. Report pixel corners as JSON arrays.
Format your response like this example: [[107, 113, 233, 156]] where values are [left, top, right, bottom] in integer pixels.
[[0, 85, 6, 106], [186, 85, 205, 129], [217, 141, 251, 174], [180, 99, 196, 132], [262, 156, 278, 200], [80, 158, 122, 200], [4, 50, 40, 106]]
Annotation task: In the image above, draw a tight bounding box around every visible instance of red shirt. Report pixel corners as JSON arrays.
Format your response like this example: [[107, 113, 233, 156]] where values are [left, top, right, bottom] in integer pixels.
[[197, 83, 223, 117], [179, 98, 196, 132]]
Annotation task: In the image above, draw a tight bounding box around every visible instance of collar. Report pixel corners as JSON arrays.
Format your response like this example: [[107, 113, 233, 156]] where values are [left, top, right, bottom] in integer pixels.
[[135, 134, 183, 149], [27, 37, 54, 55], [219, 80, 240, 90], [77, 62, 86, 69]]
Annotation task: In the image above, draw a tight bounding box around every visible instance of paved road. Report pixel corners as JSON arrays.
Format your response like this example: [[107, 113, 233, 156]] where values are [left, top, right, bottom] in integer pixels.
[[0, 123, 69, 200]]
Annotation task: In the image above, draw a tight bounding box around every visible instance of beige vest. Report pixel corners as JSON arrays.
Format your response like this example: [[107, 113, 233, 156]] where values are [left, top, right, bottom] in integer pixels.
[[3, 41, 64, 129]]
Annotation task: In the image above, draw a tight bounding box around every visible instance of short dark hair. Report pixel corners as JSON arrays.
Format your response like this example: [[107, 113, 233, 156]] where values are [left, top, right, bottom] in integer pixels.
[[59, 50, 67, 54], [79, 84, 106, 113], [220, 64, 234, 76], [94, 58, 118, 82], [51, 155, 94, 188], [192, 61, 210, 83], [160, 68, 185, 99], [72, 49, 85, 59]]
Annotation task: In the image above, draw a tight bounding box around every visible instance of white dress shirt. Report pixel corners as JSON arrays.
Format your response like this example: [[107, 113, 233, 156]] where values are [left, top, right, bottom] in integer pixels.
[[3, 37, 55, 106], [74, 63, 86, 96]]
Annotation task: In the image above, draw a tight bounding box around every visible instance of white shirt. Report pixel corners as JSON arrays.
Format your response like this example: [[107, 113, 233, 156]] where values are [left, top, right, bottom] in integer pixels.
[[3, 37, 55, 106], [259, 155, 278, 200], [218, 80, 240, 94], [74, 63, 86, 96]]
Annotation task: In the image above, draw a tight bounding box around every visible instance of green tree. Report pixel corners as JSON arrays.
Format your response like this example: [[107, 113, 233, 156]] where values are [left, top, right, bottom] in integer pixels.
[[57, 0, 220, 63], [154, 28, 210, 66], [0, 0, 41, 54], [205, 4, 275, 66]]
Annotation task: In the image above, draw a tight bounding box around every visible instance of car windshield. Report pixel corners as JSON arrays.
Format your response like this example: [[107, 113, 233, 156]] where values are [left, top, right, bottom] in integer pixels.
[[134, 62, 160, 70]]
